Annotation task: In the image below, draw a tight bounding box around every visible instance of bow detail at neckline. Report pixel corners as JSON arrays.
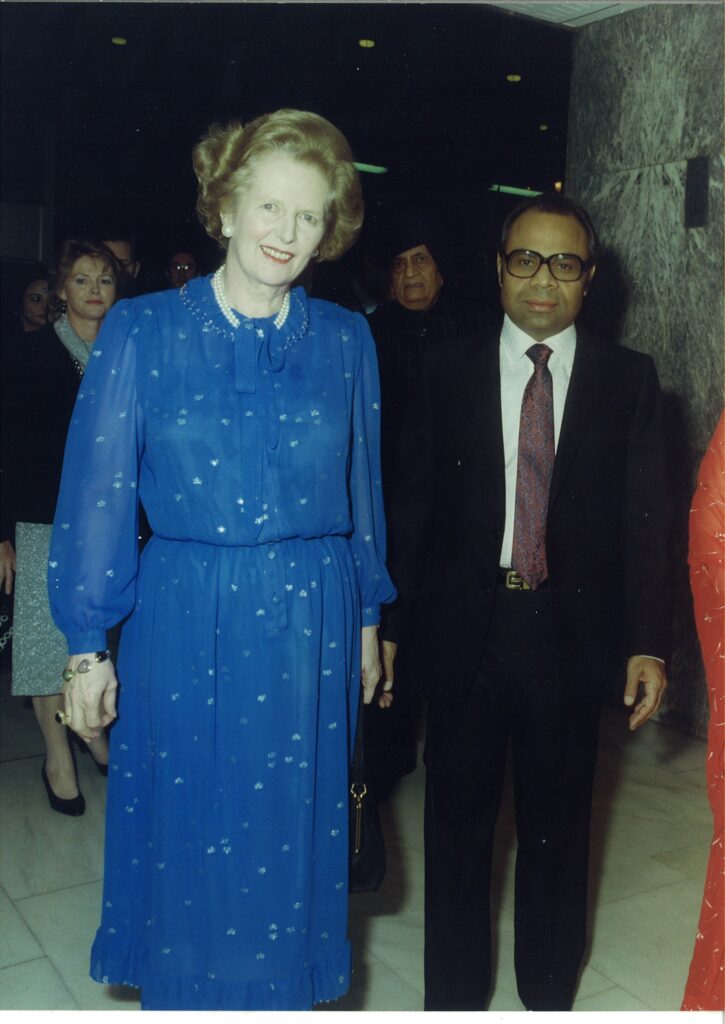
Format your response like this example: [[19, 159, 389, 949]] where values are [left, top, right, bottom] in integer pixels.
[[180, 274, 311, 393]]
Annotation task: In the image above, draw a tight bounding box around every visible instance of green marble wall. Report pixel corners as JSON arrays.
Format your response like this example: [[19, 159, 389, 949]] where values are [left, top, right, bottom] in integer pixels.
[[566, 2, 724, 737]]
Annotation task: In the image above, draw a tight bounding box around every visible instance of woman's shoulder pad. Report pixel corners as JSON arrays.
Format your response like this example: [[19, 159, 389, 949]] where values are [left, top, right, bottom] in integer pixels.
[[307, 297, 370, 339]]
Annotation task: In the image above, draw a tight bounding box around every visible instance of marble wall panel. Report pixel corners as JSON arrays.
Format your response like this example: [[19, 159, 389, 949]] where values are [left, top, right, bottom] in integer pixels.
[[568, 3, 724, 180], [567, 4, 723, 737]]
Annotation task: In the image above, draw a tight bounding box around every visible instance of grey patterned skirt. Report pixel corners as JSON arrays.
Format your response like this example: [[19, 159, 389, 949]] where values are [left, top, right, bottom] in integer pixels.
[[11, 522, 68, 696]]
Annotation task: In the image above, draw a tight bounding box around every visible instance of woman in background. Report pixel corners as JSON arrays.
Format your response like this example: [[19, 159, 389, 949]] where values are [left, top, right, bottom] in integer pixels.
[[681, 410, 724, 1011], [0, 239, 119, 814], [18, 271, 51, 333], [0, 266, 49, 342], [49, 109, 394, 1010]]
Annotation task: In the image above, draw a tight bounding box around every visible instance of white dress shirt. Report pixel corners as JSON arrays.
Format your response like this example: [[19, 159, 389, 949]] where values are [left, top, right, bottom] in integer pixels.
[[499, 314, 576, 568]]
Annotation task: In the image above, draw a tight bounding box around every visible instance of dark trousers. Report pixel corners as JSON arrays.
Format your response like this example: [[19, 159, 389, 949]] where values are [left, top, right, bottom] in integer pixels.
[[423, 582, 601, 1011]]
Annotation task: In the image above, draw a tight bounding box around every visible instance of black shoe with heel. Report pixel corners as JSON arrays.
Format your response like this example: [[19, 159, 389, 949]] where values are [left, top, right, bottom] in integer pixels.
[[70, 733, 109, 777], [41, 759, 86, 816]]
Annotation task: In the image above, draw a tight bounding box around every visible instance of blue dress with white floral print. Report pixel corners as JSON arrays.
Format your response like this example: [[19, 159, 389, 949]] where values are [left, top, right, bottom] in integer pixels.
[[48, 275, 395, 1010]]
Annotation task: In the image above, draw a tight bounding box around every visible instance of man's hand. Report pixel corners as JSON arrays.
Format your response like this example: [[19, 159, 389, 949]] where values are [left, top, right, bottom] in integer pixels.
[[0, 540, 16, 595], [623, 655, 667, 730], [378, 639, 397, 709]]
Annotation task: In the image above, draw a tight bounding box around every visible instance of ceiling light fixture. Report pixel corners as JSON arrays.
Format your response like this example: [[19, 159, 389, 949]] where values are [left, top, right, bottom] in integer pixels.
[[354, 162, 387, 175], [489, 184, 542, 197], [539, 124, 549, 131], [506, 73, 522, 82], [111, 36, 128, 46], [358, 39, 375, 49]]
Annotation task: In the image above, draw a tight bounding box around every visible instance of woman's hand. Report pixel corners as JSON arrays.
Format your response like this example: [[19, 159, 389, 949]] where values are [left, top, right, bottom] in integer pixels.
[[379, 639, 397, 709], [61, 653, 118, 742], [0, 540, 16, 595], [361, 625, 381, 705], [361, 626, 393, 709]]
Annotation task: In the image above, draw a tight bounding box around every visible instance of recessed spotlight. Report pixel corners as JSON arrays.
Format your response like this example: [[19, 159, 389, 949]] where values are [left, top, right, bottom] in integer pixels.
[[539, 124, 549, 131], [506, 73, 522, 83], [111, 36, 128, 46], [359, 39, 375, 49], [554, 181, 563, 192]]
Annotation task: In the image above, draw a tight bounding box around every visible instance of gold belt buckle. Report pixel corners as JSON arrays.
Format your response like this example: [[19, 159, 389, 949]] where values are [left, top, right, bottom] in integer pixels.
[[505, 570, 530, 591]]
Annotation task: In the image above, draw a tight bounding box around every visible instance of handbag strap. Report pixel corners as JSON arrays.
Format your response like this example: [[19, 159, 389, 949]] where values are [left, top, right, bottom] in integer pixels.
[[350, 693, 366, 788]]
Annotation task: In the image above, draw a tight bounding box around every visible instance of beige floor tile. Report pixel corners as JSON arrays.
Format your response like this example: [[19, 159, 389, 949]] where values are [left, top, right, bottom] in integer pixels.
[[678, 766, 711, 789], [0, 681, 712, 1013], [590, 763, 711, 859], [0, 957, 79, 1010], [379, 773, 425, 854], [319, 950, 424, 1011], [586, 879, 703, 1010], [653, 840, 711, 881], [0, 885, 43, 968], [355, 907, 425, 996], [599, 705, 707, 774], [573, 983, 653, 1010], [575, 961, 619, 1001], [15, 879, 140, 1011], [589, 833, 695, 907], [0, 756, 107, 900], [0, 672, 46, 763]]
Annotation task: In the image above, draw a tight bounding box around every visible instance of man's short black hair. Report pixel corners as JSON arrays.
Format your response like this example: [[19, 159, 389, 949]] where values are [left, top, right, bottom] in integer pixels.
[[500, 193, 599, 263], [99, 227, 138, 255]]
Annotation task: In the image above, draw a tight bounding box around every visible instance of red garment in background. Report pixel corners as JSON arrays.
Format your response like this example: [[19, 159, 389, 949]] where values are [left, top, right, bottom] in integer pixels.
[[682, 410, 725, 1011]]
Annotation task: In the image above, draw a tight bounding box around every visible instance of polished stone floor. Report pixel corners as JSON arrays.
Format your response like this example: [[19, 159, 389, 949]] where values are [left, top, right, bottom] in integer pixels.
[[0, 662, 717, 1019]]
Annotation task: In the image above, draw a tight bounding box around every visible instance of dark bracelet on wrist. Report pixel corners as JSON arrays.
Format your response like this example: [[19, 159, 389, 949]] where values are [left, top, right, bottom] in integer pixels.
[[62, 650, 111, 682]]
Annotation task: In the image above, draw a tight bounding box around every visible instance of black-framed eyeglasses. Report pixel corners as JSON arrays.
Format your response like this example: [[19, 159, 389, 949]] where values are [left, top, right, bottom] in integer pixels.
[[501, 249, 593, 282]]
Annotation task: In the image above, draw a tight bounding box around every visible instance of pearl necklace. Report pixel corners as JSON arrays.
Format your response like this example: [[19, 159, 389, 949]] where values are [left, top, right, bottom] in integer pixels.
[[212, 268, 290, 330]]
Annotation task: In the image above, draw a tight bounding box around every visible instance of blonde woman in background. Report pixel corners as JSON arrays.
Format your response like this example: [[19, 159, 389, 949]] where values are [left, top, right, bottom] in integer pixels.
[[0, 239, 119, 814]]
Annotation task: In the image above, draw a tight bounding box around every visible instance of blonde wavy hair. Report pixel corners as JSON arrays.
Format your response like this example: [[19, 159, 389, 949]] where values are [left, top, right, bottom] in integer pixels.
[[193, 109, 363, 263]]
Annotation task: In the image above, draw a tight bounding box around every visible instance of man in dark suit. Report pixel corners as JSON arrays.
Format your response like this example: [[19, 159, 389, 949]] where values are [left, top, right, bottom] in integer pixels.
[[392, 194, 670, 1010], [367, 213, 487, 798]]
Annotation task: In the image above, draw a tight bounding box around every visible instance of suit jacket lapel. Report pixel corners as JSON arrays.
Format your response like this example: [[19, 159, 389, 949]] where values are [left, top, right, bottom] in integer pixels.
[[549, 328, 606, 508], [460, 331, 506, 522]]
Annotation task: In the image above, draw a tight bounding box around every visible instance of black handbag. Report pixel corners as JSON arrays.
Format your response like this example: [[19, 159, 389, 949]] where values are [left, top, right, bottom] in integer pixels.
[[349, 700, 386, 893]]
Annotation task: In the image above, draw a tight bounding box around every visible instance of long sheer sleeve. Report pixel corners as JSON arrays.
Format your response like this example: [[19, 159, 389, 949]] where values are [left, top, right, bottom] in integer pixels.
[[48, 302, 144, 654], [347, 316, 397, 626]]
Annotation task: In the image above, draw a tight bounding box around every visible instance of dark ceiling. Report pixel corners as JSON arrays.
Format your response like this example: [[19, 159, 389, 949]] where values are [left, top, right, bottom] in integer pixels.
[[1, 2, 572, 288]]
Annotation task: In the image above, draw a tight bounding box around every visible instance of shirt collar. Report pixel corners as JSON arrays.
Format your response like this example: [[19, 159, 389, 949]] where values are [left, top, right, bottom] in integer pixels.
[[500, 313, 577, 369]]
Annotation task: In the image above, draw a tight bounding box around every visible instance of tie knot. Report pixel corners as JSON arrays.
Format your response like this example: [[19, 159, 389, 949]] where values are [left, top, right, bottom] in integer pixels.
[[526, 343, 553, 367]]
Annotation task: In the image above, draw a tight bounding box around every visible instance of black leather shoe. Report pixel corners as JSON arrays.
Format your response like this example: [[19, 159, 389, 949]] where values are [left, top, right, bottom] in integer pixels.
[[70, 734, 109, 777], [41, 760, 86, 816]]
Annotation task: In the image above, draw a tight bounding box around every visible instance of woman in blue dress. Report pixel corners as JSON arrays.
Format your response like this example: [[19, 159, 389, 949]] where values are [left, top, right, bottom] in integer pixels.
[[48, 109, 396, 1010]]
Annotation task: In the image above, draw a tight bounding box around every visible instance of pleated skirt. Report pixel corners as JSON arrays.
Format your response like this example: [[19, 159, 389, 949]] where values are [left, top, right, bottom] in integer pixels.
[[91, 533, 360, 1010]]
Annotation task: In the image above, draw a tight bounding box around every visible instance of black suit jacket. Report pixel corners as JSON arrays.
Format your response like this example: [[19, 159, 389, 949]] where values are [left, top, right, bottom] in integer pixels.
[[389, 319, 671, 709], [0, 325, 81, 543]]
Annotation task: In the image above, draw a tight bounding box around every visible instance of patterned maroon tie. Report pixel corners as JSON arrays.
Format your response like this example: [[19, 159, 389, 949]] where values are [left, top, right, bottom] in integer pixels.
[[512, 344, 554, 589]]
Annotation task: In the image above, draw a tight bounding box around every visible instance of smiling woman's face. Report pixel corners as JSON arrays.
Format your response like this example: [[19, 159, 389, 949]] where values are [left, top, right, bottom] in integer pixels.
[[58, 257, 117, 326], [220, 153, 329, 299]]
